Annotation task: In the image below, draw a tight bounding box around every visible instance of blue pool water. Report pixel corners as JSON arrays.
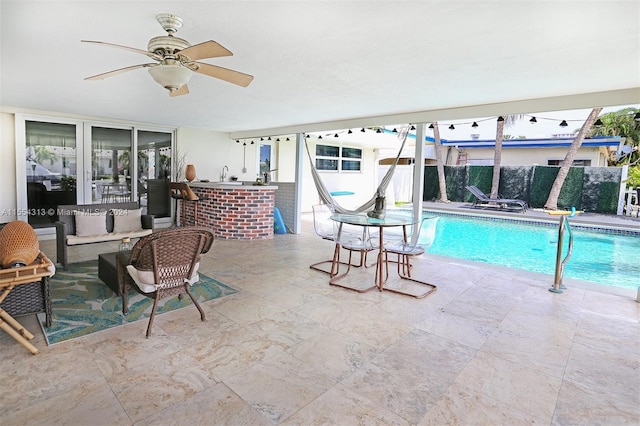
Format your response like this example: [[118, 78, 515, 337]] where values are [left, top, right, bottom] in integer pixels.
[[422, 212, 640, 290]]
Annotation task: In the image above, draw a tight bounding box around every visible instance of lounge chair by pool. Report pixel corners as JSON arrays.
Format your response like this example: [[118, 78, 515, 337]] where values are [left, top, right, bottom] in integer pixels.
[[466, 185, 528, 212]]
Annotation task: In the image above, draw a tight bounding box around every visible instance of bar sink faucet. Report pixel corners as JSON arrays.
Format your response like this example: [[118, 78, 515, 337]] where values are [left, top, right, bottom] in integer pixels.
[[221, 165, 229, 182]]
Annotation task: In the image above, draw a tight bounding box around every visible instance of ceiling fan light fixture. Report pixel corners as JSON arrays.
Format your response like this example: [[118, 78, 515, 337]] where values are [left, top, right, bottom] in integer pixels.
[[148, 64, 192, 91]]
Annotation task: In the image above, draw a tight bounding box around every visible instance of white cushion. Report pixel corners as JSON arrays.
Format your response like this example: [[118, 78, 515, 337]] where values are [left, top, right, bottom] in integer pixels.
[[66, 228, 152, 246], [112, 208, 143, 233], [126, 262, 200, 293], [74, 210, 107, 236]]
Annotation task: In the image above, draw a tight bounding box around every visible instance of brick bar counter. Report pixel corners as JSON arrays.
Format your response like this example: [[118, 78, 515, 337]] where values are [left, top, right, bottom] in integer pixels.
[[185, 182, 278, 240]]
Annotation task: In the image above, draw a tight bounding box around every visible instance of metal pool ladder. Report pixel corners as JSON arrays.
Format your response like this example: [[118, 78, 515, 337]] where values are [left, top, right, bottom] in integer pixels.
[[548, 209, 579, 294]]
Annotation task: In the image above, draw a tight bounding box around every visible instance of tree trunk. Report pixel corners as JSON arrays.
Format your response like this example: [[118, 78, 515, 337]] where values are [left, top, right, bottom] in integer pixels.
[[544, 107, 603, 210], [491, 119, 505, 198], [432, 122, 449, 202]]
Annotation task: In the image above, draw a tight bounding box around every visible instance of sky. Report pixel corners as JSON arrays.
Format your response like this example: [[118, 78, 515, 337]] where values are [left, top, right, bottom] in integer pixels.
[[421, 104, 640, 141]]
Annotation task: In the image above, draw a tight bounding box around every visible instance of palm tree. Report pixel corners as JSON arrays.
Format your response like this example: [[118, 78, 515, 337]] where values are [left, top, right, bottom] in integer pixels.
[[490, 115, 523, 198], [432, 122, 449, 202], [544, 108, 602, 210], [33, 146, 59, 165], [589, 107, 640, 165]]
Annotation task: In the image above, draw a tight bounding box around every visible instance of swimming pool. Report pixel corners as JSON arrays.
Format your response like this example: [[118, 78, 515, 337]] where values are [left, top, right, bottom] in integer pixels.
[[419, 211, 640, 290]]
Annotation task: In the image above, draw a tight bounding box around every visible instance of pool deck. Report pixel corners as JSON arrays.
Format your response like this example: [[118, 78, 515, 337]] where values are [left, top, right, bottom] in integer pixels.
[[421, 200, 640, 232]]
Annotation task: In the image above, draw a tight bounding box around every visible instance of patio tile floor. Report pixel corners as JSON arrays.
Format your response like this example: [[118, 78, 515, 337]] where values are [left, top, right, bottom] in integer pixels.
[[1, 210, 638, 425]]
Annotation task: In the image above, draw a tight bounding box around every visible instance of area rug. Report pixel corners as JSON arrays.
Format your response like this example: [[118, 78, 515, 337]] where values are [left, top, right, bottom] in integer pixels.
[[37, 260, 238, 345]]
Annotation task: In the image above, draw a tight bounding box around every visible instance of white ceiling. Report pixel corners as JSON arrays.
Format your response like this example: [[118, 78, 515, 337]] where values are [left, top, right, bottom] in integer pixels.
[[1, 1, 639, 138]]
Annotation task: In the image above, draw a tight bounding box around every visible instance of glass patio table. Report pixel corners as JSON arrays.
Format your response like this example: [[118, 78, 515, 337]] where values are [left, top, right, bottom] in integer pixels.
[[330, 213, 419, 293]]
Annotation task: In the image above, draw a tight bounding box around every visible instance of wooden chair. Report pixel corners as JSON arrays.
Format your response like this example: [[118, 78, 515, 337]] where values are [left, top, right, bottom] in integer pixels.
[[123, 227, 214, 337]]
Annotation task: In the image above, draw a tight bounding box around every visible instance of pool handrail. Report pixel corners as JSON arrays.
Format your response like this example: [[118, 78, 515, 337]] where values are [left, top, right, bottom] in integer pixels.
[[549, 210, 578, 293]]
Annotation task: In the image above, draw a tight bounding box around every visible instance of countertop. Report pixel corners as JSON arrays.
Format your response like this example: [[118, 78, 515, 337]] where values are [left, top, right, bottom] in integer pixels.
[[188, 181, 278, 190]]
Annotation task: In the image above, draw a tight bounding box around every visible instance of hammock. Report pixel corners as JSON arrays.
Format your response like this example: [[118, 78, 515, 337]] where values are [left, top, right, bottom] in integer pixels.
[[305, 128, 410, 214]]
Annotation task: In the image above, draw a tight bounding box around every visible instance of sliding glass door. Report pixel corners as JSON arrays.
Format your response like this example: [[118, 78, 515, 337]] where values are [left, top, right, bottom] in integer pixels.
[[18, 115, 175, 230], [138, 130, 172, 218], [89, 125, 133, 204], [24, 120, 80, 228]]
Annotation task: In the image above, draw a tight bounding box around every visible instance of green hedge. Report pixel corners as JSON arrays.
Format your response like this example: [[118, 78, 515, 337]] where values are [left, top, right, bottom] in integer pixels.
[[423, 165, 623, 214]]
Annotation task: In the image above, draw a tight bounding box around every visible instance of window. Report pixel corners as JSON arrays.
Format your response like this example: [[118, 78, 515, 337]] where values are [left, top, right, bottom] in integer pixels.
[[316, 144, 362, 171], [547, 159, 591, 166]]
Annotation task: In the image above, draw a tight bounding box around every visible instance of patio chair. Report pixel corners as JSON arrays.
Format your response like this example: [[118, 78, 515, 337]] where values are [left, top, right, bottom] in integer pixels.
[[466, 185, 528, 212], [329, 216, 378, 292], [310, 204, 372, 276], [124, 226, 214, 337], [383, 216, 439, 298]]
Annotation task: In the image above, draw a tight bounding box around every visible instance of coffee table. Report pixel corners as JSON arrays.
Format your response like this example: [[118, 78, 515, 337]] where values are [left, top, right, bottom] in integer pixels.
[[98, 252, 120, 295], [98, 251, 134, 314]]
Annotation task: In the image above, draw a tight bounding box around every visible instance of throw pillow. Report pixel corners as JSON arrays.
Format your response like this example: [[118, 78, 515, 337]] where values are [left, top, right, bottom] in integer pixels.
[[74, 210, 107, 236], [112, 208, 143, 233]]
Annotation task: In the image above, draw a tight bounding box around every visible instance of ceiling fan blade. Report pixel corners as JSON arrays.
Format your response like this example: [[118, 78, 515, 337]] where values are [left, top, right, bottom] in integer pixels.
[[81, 40, 163, 61], [85, 63, 157, 80], [178, 40, 233, 61], [192, 62, 254, 87], [169, 84, 189, 97]]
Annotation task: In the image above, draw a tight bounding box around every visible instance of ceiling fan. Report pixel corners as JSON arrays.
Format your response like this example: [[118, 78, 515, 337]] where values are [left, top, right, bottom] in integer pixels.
[[82, 13, 254, 96]]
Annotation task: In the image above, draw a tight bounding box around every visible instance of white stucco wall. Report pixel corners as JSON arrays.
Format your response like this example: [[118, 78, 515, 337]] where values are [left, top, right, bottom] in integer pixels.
[[1, 112, 17, 220], [461, 146, 607, 166], [176, 128, 255, 182]]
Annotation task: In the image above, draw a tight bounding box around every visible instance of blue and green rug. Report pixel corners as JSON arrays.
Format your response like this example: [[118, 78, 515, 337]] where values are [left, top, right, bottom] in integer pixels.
[[37, 260, 238, 345]]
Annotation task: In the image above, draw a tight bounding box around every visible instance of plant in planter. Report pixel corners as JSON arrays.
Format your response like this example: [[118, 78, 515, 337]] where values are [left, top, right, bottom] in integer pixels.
[[60, 175, 76, 192]]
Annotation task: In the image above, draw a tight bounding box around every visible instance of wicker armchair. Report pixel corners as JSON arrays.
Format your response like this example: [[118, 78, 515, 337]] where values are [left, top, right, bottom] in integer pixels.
[[124, 226, 214, 337]]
